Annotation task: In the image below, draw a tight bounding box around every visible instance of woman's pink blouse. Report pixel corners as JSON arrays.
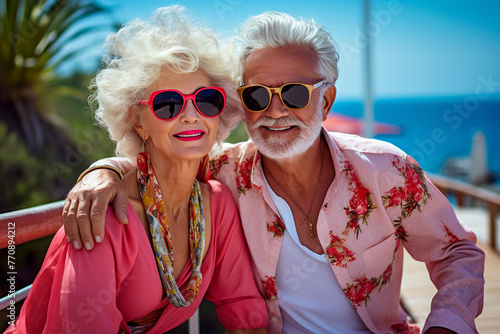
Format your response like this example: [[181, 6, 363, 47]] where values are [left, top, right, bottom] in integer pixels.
[[7, 180, 267, 333]]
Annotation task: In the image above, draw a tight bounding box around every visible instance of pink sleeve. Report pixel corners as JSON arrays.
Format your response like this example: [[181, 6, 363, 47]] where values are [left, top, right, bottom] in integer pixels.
[[10, 208, 134, 333], [204, 181, 268, 330], [400, 156, 485, 334]]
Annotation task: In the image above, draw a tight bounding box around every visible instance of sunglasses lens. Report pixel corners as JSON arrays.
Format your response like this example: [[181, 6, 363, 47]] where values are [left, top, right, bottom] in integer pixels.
[[241, 86, 270, 111], [152, 91, 183, 120], [281, 84, 310, 109], [196, 88, 225, 116]]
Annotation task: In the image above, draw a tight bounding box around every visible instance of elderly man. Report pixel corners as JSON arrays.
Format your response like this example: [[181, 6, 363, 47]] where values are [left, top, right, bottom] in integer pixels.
[[64, 11, 484, 334]]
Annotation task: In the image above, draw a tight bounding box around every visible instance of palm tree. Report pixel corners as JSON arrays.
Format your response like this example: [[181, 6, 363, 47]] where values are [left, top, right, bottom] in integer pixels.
[[0, 0, 110, 158]]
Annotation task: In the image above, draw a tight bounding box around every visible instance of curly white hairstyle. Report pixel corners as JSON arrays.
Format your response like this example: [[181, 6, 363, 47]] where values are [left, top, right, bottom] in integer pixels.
[[90, 5, 242, 161], [237, 11, 340, 85]]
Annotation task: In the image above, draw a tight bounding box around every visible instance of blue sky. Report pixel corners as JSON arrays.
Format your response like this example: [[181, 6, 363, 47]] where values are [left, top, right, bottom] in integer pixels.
[[64, 0, 500, 99]]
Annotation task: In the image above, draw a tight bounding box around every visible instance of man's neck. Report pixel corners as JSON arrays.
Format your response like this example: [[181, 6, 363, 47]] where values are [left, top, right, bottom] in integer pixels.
[[262, 134, 331, 191], [262, 133, 335, 252]]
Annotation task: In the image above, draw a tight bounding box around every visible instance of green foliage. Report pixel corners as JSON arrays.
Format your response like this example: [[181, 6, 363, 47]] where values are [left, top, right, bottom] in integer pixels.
[[0, 0, 111, 157], [0, 94, 115, 213], [0, 0, 115, 212], [0, 124, 52, 211], [226, 122, 249, 143], [0, 70, 116, 213], [0, 0, 109, 85]]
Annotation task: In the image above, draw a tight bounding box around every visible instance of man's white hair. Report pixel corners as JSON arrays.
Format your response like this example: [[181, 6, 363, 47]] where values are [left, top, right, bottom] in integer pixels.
[[237, 11, 339, 85], [90, 5, 242, 161]]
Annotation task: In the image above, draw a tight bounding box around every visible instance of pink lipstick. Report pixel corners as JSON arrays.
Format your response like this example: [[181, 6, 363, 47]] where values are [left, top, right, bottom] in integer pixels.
[[173, 130, 206, 141]]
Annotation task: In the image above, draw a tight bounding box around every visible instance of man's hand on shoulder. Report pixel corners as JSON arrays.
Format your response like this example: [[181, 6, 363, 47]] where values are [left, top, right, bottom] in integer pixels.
[[63, 168, 128, 251]]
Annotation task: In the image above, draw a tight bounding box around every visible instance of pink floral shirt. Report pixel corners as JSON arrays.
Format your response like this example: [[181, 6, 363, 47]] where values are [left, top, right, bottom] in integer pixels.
[[209, 128, 484, 334]]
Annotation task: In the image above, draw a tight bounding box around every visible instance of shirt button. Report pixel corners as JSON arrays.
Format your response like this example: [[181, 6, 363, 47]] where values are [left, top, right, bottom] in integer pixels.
[[272, 316, 278, 322], [269, 258, 274, 264]]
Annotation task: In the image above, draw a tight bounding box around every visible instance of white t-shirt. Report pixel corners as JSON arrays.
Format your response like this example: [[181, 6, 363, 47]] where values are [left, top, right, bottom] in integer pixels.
[[265, 173, 370, 334]]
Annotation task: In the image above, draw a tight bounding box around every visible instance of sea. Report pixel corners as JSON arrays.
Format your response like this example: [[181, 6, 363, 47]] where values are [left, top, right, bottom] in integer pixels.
[[332, 96, 500, 187]]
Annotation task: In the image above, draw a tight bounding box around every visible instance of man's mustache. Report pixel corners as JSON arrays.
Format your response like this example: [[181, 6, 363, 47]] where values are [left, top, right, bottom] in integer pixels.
[[253, 116, 305, 129]]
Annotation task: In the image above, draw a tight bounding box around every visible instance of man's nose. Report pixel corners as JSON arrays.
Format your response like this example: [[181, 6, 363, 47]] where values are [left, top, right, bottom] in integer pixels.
[[264, 91, 290, 118]]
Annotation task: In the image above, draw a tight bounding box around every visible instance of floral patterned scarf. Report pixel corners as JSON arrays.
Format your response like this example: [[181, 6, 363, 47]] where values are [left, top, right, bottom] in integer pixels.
[[136, 152, 205, 308]]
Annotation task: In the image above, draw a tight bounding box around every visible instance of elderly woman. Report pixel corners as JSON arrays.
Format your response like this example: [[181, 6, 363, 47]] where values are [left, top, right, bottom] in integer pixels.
[[7, 6, 267, 334]]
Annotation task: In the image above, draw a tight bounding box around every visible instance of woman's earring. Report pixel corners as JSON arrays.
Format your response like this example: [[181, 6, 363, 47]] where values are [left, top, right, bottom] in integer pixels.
[[142, 138, 147, 152]]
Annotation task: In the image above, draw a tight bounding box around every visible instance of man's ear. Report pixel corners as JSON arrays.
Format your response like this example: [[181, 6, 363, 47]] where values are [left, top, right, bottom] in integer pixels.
[[322, 85, 337, 121]]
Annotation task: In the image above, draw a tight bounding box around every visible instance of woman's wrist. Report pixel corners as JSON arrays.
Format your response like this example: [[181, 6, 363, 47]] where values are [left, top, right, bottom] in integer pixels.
[[76, 165, 124, 183]]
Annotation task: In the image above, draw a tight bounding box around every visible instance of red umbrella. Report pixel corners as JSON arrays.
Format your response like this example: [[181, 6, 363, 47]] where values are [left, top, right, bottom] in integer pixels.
[[322, 112, 400, 136]]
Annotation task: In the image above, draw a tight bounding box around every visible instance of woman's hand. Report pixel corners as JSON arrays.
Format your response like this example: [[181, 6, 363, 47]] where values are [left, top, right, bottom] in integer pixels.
[[63, 168, 129, 250]]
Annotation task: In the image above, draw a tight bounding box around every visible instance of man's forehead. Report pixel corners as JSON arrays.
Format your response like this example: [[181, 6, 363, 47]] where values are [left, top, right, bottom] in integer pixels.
[[243, 46, 320, 85]]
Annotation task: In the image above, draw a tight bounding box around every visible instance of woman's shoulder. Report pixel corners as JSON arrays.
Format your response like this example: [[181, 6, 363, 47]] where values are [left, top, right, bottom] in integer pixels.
[[105, 203, 145, 236], [95, 203, 148, 266], [205, 180, 240, 233], [206, 179, 233, 203]]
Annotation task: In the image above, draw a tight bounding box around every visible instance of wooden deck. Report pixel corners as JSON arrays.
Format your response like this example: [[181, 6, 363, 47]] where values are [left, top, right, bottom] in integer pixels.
[[401, 205, 500, 333]]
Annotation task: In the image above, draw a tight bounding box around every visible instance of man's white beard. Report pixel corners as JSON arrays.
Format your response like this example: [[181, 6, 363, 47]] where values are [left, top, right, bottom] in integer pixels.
[[244, 104, 324, 161]]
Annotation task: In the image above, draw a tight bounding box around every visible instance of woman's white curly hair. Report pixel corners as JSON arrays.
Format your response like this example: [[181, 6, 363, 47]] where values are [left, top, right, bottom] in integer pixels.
[[90, 5, 242, 161]]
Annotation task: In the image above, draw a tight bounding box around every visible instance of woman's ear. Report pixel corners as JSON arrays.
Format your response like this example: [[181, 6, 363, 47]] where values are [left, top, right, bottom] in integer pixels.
[[322, 85, 337, 121], [135, 125, 149, 142], [131, 105, 149, 141]]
